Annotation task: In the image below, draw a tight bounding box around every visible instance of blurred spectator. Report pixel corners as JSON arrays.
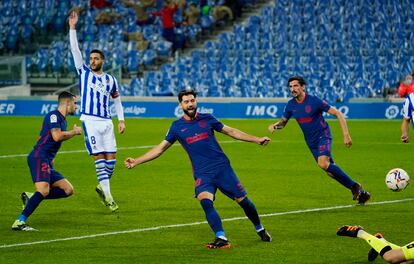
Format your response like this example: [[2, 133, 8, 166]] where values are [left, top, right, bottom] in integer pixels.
[[152, 0, 181, 51], [90, 0, 113, 9], [123, 0, 156, 25], [124, 32, 149, 50], [211, 1, 233, 23], [184, 2, 200, 26], [398, 74, 414, 98]]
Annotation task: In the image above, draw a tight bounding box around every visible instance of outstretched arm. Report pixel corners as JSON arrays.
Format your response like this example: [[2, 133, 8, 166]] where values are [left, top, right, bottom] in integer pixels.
[[400, 118, 410, 143], [268, 117, 289, 133], [328, 106, 352, 147], [68, 11, 84, 69], [124, 140, 172, 169], [220, 125, 270, 145]]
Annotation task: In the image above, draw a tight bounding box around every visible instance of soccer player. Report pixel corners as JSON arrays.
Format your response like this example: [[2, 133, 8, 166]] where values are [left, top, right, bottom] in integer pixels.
[[400, 92, 414, 143], [267, 76, 370, 204], [337, 225, 414, 263], [124, 89, 272, 248], [69, 11, 126, 212], [12, 91, 82, 231]]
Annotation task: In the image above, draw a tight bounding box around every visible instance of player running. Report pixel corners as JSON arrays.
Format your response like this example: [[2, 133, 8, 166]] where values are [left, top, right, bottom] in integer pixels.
[[268, 76, 370, 205], [12, 92, 82, 231], [125, 89, 272, 248]]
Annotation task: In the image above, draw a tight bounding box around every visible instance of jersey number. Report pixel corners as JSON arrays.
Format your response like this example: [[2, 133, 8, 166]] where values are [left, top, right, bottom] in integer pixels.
[[90, 136, 96, 144]]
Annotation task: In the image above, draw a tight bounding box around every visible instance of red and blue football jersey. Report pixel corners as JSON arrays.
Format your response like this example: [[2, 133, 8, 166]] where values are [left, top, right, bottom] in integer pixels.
[[165, 113, 230, 174]]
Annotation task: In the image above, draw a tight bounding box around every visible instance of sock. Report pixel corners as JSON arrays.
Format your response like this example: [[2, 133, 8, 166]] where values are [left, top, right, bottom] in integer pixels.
[[238, 197, 263, 231], [200, 199, 225, 238], [326, 163, 356, 189], [358, 230, 396, 255], [105, 159, 116, 179], [19, 191, 44, 221], [45, 187, 69, 199], [95, 159, 112, 201]]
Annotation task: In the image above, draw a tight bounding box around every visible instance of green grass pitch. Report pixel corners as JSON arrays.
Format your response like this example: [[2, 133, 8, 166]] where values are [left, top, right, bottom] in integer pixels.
[[0, 116, 413, 263]]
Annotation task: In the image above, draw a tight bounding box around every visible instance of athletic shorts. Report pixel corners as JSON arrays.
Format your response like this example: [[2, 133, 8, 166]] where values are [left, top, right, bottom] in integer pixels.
[[82, 119, 117, 155], [402, 241, 414, 260], [27, 155, 64, 184], [307, 135, 334, 162], [194, 164, 247, 199]]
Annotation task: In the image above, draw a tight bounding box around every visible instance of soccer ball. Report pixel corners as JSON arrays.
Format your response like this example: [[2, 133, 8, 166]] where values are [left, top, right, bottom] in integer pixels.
[[385, 168, 410, 192]]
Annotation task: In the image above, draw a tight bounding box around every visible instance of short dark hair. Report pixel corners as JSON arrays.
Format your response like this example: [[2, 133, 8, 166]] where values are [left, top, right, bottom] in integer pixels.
[[58, 91, 75, 103], [178, 88, 197, 102], [90, 49, 105, 60], [288, 76, 306, 86]]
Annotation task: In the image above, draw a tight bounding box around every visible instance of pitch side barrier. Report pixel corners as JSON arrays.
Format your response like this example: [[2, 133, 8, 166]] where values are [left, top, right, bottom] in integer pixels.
[[0, 96, 405, 119]]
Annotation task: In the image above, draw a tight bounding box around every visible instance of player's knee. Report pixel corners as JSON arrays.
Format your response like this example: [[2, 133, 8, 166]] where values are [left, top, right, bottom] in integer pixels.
[[382, 250, 400, 264], [197, 191, 214, 201], [317, 161, 329, 170], [235, 196, 246, 203], [65, 186, 74, 196]]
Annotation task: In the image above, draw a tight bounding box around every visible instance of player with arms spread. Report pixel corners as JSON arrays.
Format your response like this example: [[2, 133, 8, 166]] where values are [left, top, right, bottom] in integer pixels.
[[268, 76, 370, 204], [125, 89, 272, 248], [69, 11, 125, 212], [12, 91, 82, 231]]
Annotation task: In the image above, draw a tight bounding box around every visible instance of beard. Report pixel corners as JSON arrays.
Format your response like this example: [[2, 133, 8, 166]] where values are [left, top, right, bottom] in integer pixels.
[[183, 107, 197, 118], [91, 64, 102, 72]]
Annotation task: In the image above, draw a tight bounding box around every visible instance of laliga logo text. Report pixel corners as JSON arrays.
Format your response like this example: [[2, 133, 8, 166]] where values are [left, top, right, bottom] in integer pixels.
[[0, 103, 15, 114]]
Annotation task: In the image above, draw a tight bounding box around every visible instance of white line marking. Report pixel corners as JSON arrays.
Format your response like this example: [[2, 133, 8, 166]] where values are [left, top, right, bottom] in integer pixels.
[[2, 197, 413, 249], [0, 141, 241, 159]]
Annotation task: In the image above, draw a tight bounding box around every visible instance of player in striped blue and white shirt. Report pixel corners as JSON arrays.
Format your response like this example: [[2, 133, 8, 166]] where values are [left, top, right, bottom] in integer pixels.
[[69, 11, 125, 212], [401, 92, 414, 143]]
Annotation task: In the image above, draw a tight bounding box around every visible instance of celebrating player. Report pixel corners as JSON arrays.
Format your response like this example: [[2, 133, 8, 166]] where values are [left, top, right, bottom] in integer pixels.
[[268, 76, 370, 204], [12, 91, 82, 231], [337, 225, 414, 263], [400, 92, 414, 143], [124, 89, 272, 248], [69, 11, 125, 212]]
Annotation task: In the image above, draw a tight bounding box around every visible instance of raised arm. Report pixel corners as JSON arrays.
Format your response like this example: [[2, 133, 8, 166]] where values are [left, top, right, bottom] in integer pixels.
[[220, 125, 270, 145], [328, 106, 352, 148], [268, 117, 289, 133], [124, 140, 172, 169], [68, 11, 84, 69]]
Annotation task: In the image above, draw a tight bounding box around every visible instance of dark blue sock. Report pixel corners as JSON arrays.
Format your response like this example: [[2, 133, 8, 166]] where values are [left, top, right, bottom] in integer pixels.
[[20, 191, 44, 221], [200, 199, 225, 237], [327, 163, 356, 189], [45, 187, 69, 199], [238, 197, 262, 231]]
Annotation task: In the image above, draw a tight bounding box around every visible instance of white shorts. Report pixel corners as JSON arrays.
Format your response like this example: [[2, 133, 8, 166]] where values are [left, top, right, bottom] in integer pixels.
[[82, 119, 117, 155]]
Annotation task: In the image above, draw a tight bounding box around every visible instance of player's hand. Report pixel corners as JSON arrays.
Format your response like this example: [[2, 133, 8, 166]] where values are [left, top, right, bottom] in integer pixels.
[[73, 124, 82, 135], [343, 134, 352, 148], [118, 121, 126, 134], [124, 157, 136, 169], [401, 134, 409, 143], [268, 123, 276, 133], [69, 11, 78, 29], [258, 137, 271, 146]]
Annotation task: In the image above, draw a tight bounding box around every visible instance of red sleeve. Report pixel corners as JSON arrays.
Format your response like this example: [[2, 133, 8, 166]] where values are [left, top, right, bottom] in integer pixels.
[[398, 84, 406, 98]]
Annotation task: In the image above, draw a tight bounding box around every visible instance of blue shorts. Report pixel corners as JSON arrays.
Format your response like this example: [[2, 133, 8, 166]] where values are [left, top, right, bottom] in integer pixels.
[[307, 136, 334, 162], [27, 155, 65, 184], [194, 164, 247, 199]]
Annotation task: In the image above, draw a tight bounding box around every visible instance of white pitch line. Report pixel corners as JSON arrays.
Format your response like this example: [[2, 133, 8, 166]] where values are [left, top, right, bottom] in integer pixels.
[[1, 197, 414, 249], [0, 141, 241, 159]]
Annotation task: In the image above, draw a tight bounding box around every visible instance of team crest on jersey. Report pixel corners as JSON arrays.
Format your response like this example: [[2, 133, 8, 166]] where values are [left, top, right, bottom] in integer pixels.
[[199, 120, 207, 128], [305, 105, 312, 113], [50, 114, 57, 123]]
